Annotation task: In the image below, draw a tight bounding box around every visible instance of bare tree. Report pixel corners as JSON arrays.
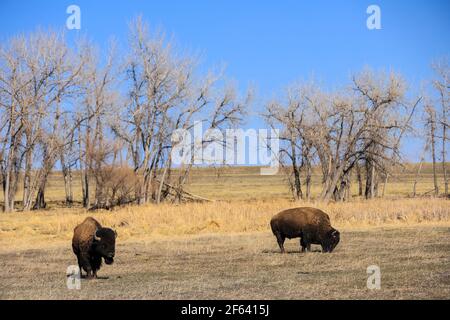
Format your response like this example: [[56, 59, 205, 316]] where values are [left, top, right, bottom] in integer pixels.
[[59, 114, 78, 206], [264, 69, 413, 202], [113, 17, 249, 205], [0, 30, 83, 211], [264, 83, 319, 201], [425, 103, 439, 196], [75, 40, 117, 209], [0, 35, 24, 212], [412, 140, 429, 197], [3, 22, 435, 211], [380, 96, 421, 197], [432, 57, 449, 196], [354, 162, 363, 197]]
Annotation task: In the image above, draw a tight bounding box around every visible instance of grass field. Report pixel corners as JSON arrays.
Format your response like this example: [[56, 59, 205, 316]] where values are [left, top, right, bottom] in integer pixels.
[[0, 165, 449, 299], [1, 163, 448, 204], [1, 225, 449, 299]]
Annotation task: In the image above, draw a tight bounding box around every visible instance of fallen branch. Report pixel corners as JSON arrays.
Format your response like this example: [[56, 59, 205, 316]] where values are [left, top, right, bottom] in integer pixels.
[[155, 179, 214, 202]]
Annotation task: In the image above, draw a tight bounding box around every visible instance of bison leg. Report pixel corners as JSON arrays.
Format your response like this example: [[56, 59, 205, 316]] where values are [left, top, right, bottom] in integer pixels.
[[79, 253, 94, 279], [275, 233, 286, 253], [300, 238, 306, 252], [300, 238, 311, 252], [78, 262, 83, 278], [90, 256, 102, 278]]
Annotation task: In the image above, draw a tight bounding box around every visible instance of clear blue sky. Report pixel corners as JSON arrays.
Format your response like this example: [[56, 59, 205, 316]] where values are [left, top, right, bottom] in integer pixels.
[[0, 0, 449, 161]]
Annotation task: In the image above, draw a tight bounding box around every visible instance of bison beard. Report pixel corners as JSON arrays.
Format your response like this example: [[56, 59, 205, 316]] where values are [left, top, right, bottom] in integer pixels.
[[270, 207, 340, 253], [72, 217, 117, 279]]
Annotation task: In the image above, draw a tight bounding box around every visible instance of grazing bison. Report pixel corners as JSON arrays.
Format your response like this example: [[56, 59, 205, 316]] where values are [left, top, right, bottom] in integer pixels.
[[270, 207, 340, 253], [72, 217, 117, 279]]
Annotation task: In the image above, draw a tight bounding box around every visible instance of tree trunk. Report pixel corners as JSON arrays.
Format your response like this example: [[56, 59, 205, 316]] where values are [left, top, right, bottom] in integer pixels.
[[382, 173, 388, 198], [78, 125, 90, 208], [346, 171, 352, 201], [371, 166, 376, 198], [356, 163, 363, 197], [4, 169, 11, 212], [61, 159, 73, 206], [22, 147, 33, 210], [321, 161, 346, 202], [430, 111, 439, 196], [3, 135, 20, 213], [140, 144, 152, 204], [7, 156, 20, 212], [33, 168, 50, 210], [68, 167, 73, 204], [364, 160, 377, 199], [305, 160, 312, 201], [157, 165, 169, 204], [33, 184, 46, 210], [413, 160, 424, 197], [443, 105, 448, 195], [292, 164, 302, 201], [290, 141, 302, 201], [157, 153, 172, 204], [365, 160, 373, 199], [82, 170, 90, 208]]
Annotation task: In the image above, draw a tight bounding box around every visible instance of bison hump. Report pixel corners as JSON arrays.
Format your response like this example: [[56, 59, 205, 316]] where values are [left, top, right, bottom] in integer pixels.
[[72, 217, 103, 252]]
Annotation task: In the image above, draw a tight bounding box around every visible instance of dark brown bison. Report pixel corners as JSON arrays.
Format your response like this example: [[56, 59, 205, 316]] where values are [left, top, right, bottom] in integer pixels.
[[72, 217, 117, 279], [270, 207, 340, 253]]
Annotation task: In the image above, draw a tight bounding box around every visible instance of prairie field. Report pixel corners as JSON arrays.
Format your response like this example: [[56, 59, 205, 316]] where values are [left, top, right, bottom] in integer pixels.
[[1, 0, 449, 303], [1, 225, 450, 300], [1, 163, 446, 204], [0, 166, 449, 299]]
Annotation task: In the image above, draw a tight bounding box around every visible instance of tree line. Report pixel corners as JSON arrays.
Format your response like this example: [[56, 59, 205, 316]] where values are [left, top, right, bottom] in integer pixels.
[[0, 17, 250, 212], [264, 62, 448, 202], [0, 18, 448, 212]]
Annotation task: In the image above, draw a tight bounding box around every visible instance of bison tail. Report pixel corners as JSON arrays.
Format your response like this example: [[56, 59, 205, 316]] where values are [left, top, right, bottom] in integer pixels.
[[269, 219, 278, 235]]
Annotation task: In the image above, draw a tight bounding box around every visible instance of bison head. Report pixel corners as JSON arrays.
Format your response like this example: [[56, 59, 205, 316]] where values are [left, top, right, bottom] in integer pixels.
[[322, 228, 340, 253], [93, 228, 117, 264]]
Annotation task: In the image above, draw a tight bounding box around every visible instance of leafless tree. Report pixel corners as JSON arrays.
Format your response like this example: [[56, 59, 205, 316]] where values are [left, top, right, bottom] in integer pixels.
[[58, 114, 78, 206], [264, 69, 415, 202], [75, 40, 117, 209], [425, 103, 439, 196], [0, 35, 24, 212], [0, 30, 82, 211], [112, 17, 250, 205], [412, 140, 429, 197], [431, 57, 449, 196]]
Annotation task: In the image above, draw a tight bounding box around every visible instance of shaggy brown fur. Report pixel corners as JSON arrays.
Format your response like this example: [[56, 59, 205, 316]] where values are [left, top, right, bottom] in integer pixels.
[[72, 217, 116, 279], [270, 207, 340, 253]]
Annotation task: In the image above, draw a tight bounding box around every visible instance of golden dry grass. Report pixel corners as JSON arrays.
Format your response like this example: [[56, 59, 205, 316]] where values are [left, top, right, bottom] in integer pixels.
[[0, 198, 449, 252], [1, 225, 449, 299], [1, 165, 449, 299], [1, 163, 448, 204], [184, 164, 449, 200]]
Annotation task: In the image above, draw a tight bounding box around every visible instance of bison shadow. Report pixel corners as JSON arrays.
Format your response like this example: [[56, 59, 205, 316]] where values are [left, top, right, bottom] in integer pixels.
[[81, 275, 110, 280], [66, 274, 110, 280], [262, 249, 322, 254]]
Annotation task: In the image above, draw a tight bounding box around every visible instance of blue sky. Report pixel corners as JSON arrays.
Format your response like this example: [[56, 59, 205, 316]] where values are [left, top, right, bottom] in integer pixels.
[[0, 0, 449, 161]]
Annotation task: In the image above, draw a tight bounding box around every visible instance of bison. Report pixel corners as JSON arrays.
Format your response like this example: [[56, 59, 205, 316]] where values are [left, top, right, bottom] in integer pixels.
[[72, 217, 117, 279], [270, 207, 340, 253]]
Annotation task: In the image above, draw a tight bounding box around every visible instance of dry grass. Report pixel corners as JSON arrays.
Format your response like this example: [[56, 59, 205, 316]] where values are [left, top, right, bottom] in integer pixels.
[[184, 165, 449, 200], [1, 165, 449, 299], [1, 225, 449, 299], [1, 164, 448, 204], [0, 198, 449, 252]]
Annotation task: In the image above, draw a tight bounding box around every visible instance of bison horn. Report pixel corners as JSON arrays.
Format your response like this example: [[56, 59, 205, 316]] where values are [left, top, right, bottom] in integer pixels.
[[94, 229, 101, 241], [114, 230, 118, 238]]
